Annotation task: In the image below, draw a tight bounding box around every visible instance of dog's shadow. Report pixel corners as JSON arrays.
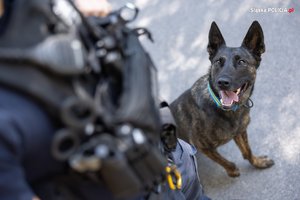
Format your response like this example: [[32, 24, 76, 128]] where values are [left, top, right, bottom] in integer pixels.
[[196, 148, 259, 191], [196, 152, 236, 189]]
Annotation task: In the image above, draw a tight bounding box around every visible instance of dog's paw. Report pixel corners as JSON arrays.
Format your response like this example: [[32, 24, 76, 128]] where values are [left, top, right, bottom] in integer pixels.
[[226, 166, 240, 177], [227, 169, 240, 177], [252, 155, 274, 169], [227, 168, 240, 177]]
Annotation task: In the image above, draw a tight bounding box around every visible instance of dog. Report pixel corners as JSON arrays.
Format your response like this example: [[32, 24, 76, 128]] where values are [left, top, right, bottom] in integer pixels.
[[170, 21, 274, 177]]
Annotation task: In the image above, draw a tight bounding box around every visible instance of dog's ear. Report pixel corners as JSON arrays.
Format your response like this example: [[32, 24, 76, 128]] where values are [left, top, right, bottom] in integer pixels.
[[207, 21, 226, 60], [242, 21, 265, 60]]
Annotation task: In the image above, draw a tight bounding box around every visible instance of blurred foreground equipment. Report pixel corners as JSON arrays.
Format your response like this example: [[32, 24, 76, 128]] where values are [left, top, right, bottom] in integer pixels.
[[0, 1, 167, 199]]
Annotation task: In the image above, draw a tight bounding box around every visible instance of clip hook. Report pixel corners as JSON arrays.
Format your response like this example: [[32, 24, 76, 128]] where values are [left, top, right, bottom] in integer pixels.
[[166, 165, 182, 190]]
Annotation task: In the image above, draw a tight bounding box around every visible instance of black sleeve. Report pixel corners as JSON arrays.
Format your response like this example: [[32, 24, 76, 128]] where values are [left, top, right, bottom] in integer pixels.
[[0, 112, 35, 200]]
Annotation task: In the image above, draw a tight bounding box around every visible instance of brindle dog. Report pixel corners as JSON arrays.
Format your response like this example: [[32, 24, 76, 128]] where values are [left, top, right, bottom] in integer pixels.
[[170, 21, 274, 177]]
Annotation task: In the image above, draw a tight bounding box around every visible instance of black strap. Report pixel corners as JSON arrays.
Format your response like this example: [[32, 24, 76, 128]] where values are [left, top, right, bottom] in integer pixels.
[[159, 102, 177, 152]]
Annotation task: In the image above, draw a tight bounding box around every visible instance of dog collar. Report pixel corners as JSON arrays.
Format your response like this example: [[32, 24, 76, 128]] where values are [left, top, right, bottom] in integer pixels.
[[207, 82, 239, 111]]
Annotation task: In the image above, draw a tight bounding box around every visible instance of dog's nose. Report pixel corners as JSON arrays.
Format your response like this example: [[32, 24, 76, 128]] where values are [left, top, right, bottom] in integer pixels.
[[217, 77, 231, 89]]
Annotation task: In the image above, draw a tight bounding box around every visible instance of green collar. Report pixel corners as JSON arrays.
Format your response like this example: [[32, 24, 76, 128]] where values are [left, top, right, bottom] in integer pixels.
[[207, 82, 239, 111]]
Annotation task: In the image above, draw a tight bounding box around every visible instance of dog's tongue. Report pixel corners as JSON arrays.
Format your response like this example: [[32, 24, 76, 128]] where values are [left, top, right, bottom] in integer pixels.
[[220, 90, 239, 106]]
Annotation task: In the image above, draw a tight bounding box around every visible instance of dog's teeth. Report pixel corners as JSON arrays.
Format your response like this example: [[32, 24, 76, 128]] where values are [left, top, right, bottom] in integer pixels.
[[236, 88, 241, 95]]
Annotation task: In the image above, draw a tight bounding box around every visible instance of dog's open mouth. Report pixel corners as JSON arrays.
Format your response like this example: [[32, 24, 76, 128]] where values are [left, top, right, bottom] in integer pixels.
[[219, 82, 249, 109]]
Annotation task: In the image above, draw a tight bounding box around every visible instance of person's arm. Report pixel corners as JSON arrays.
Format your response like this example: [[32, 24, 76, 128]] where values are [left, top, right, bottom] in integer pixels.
[[0, 114, 36, 200]]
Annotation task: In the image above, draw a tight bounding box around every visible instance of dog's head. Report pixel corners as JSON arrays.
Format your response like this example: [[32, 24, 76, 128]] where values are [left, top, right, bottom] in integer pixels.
[[207, 21, 265, 110]]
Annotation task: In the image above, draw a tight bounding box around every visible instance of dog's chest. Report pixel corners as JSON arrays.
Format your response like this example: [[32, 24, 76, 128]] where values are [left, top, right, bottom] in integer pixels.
[[213, 118, 241, 145], [200, 109, 250, 147]]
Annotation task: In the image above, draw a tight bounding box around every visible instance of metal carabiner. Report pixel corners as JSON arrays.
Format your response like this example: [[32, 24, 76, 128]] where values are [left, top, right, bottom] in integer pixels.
[[166, 165, 182, 190]]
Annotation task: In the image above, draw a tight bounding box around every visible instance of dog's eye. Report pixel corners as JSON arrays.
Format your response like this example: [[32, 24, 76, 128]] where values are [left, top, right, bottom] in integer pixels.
[[238, 59, 247, 66]]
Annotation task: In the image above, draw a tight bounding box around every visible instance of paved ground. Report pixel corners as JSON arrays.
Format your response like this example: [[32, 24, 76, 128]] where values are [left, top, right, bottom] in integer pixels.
[[113, 1, 300, 199]]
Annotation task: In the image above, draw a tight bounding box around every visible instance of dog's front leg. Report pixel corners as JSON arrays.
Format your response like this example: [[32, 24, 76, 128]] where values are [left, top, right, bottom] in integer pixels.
[[234, 131, 274, 169], [201, 149, 240, 177]]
